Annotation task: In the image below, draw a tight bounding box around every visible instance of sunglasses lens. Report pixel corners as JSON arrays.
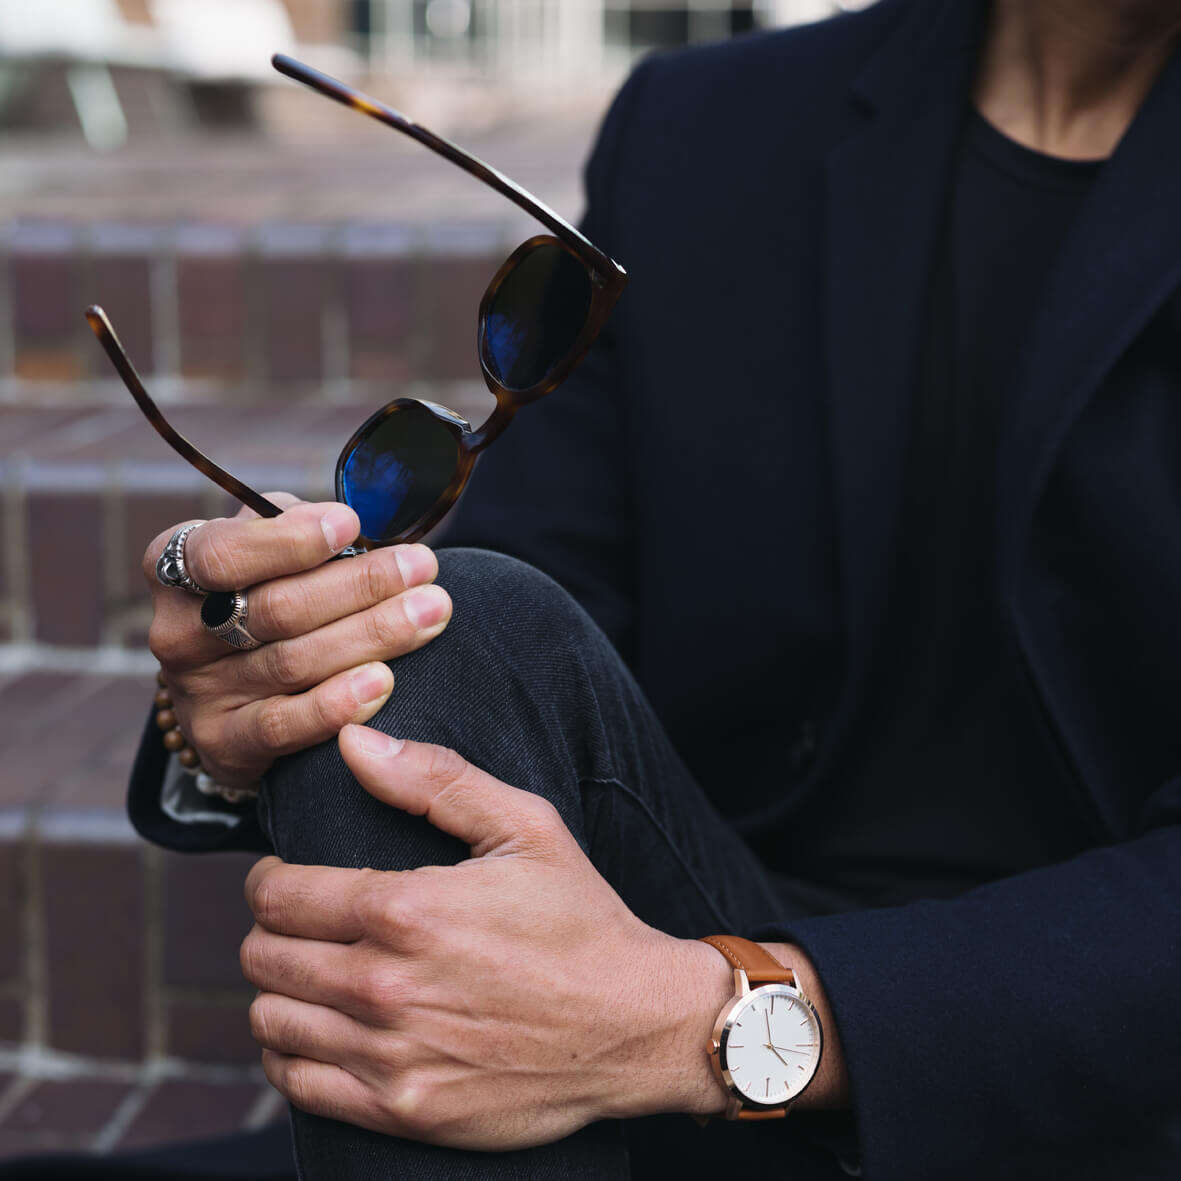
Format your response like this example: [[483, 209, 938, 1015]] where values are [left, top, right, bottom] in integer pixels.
[[339, 404, 460, 542], [483, 242, 592, 391]]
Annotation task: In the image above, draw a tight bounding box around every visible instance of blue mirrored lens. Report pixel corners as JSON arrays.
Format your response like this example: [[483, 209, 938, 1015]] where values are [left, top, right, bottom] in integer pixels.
[[339, 404, 460, 542], [484, 243, 592, 390]]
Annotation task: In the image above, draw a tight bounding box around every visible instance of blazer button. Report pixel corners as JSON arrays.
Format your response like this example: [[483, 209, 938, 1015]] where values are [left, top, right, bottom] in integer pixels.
[[788, 720, 818, 776]]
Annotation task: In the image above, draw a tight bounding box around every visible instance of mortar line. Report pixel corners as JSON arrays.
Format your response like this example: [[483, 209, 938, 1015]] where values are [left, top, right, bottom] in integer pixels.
[[143, 844, 166, 1062], [24, 816, 46, 1051], [89, 1079, 154, 1155], [243, 1083, 285, 1131]]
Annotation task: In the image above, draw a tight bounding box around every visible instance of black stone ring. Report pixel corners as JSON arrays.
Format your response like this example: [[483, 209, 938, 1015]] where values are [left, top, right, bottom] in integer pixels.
[[200, 590, 263, 651]]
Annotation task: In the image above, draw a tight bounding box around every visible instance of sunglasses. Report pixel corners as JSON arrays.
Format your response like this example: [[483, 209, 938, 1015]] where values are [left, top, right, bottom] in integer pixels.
[[86, 53, 627, 550]]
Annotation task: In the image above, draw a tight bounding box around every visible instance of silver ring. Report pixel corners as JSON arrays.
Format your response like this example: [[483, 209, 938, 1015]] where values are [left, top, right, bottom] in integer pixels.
[[200, 590, 263, 651], [156, 523, 208, 596]]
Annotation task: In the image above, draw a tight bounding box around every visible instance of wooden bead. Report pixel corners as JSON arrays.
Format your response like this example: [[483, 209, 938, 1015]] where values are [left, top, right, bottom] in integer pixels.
[[178, 747, 200, 769], [155, 709, 177, 731], [157, 669, 167, 687], [154, 689, 173, 709], [162, 728, 186, 753]]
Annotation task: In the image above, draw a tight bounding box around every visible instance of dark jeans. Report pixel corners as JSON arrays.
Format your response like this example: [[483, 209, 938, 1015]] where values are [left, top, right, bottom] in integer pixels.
[[261, 549, 850, 1180]]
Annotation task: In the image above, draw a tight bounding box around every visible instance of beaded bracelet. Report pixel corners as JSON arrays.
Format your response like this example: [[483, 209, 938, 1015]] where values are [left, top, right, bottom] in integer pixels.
[[154, 670, 260, 805]]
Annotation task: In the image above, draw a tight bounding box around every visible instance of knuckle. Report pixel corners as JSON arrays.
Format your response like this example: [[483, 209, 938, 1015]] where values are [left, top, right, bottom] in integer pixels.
[[239, 930, 266, 983], [527, 794, 563, 831], [505, 794, 564, 853], [186, 712, 222, 760], [248, 993, 277, 1045], [282, 1059, 316, 1112], [420, 744, 469, 789], [359, 553, 399, 602], [383, 1082, 434, 1139], [260, 642, 306, 691], [254, 698, 293, 754], [248, 877, 286, 930], [361, 603, 405, 653], [255, 581, 300, 635], [277, 527, 313, 571], [519, 792, 560, 826], [359, 882, 413, 941], [188, 528, 240, 590], [354, 962, 407, 1021], [307, 683, 348, 734], [146, 618, 182, 666]]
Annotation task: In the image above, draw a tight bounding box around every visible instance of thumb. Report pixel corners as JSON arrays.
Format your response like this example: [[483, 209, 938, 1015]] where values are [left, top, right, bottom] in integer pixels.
[[338, 724, 560, 858]]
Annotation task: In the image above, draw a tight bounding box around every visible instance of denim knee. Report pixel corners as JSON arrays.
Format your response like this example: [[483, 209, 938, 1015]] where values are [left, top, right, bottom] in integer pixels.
[[378, 547, 620, 789], [428, 547, 597, 660]]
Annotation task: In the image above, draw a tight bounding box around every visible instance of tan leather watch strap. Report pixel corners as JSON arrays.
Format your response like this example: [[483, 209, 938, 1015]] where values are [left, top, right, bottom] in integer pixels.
[[700, 935, 794, 986]]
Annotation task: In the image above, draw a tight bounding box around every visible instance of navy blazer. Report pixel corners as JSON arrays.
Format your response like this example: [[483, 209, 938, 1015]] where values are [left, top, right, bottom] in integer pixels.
[[129, 0, 1181, 1176]]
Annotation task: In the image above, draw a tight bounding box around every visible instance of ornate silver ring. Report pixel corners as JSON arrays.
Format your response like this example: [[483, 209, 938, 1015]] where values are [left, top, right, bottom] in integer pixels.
[[156, 523, 208, 596], [200, 590, 263, 651]]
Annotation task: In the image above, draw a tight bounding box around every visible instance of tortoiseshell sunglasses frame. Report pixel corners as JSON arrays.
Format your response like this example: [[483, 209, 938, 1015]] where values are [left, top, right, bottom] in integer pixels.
[[85, 54, 628, 548]]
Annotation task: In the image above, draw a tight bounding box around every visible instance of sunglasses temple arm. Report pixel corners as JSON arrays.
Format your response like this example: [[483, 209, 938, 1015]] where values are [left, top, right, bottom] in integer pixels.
[[270, 54, 619, 279], [84, 306, 283, 520]]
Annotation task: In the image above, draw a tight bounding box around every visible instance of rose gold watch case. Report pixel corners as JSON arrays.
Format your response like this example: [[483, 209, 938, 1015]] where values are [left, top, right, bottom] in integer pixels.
[[707, 971, 824, 1119]]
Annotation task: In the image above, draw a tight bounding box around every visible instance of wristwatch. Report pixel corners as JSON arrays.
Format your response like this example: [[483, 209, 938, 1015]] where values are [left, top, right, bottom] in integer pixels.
[[700, 935, 823, 1120]]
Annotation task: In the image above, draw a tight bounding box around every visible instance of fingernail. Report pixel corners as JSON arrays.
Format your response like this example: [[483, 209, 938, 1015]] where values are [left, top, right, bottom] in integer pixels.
[[352, 727, 404, 757], [393, 544, 435, 589], [321, 506, 356, 554], [349, 663, 392, 708], [403, 584, 450, 630]]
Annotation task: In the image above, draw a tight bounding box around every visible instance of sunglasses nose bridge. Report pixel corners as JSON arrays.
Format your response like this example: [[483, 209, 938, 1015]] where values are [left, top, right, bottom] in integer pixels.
[[467, 399, 519, 454]]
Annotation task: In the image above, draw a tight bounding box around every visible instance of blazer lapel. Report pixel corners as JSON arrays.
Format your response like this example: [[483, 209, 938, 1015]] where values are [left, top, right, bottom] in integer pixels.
[[999, 47, 1181, 600], [822, 0, 984, 723]]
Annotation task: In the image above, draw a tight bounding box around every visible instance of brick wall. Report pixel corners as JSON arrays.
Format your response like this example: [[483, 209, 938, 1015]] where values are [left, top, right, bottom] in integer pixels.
[[1, 219, 506, 395]]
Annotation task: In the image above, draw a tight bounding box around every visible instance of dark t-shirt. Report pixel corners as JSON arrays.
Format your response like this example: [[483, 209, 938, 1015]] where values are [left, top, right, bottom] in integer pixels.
[[795, 113, 1105, 905]]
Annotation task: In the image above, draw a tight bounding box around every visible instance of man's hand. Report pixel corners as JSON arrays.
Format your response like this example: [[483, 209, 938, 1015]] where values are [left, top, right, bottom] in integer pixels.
[[145, 496, 451, 787], [240, 724, 742, 1149]]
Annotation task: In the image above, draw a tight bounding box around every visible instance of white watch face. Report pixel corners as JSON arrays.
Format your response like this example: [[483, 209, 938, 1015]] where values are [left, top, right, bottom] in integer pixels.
[[720, 984, 822, 1106]]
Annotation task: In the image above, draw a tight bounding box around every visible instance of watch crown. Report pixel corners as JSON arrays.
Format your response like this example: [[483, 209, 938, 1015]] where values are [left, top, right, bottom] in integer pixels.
[[708, 1038, 720, 1055]]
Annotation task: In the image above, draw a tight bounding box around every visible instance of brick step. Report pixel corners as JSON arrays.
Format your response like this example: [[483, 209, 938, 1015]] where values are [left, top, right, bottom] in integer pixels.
[[0, 1071, 284, 1162], [0, 396, 494, 647], [0, 670, 262, 1077], [0, 218, 518, 397]]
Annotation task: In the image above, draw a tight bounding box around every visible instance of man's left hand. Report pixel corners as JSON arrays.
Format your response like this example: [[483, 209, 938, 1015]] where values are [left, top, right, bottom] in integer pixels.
[[241, 723, 735, 1149]]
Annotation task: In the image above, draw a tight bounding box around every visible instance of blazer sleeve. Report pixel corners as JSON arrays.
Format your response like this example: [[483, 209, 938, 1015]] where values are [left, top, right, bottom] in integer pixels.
[[763, 776, 1181, 1179], [127, 708, 270, 853]]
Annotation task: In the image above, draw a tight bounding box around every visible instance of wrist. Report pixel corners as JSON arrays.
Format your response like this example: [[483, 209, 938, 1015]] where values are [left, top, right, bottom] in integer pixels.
[[664, 937, 735, 1117], [602, 934, 731, 1120], [760, 941, 849, 1110]]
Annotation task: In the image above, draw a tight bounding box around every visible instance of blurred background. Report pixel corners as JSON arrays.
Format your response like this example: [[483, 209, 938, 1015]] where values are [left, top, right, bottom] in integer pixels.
[[0, 0, 868, 1163]]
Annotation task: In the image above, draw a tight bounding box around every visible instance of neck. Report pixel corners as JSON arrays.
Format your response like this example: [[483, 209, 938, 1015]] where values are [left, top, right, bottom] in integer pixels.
[[974, 0, 1181, 158]]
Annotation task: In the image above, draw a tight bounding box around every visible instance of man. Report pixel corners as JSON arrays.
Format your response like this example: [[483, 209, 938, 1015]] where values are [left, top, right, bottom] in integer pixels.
[[128, 0, 1181, 1177]]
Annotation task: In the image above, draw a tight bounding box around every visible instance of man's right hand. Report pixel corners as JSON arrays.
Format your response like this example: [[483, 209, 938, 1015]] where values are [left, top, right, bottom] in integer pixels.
[[145, 494, 452, 788]]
